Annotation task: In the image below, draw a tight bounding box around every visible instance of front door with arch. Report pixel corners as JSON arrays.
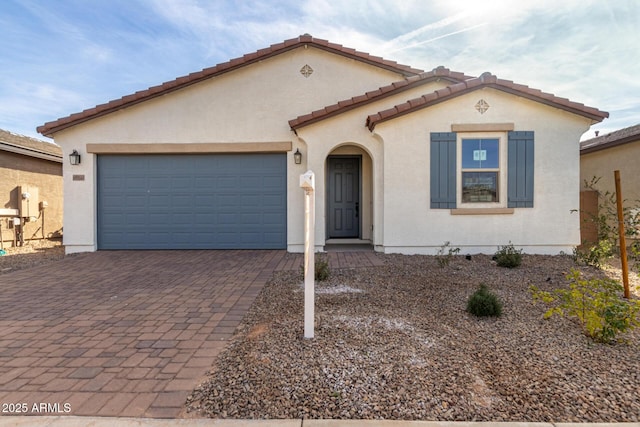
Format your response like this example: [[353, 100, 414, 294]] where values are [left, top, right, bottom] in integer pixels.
[[327, 156, 360, 238]]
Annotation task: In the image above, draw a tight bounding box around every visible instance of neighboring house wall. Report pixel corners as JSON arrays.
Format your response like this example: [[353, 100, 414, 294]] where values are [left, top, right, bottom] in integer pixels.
[[580, 126, 640, 243], [580, 141, 640, 203], [0, 148, 63, 245]]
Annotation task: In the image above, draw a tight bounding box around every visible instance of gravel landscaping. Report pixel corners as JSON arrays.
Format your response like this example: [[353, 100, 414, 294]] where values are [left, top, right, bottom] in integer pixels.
[[0, 238, 64, 274], [186, 253, 640, 422]]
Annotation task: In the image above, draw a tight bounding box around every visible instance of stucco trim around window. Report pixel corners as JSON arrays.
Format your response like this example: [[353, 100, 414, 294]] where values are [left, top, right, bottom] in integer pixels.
[[457, 132, 507, 209], [86, 141, 293, 154], [450, 208, 514, 215], [451, 123, 514, 132]]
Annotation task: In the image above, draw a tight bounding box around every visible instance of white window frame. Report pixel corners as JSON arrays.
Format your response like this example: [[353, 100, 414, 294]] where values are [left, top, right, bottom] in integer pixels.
[[457, 132, 508, 209]]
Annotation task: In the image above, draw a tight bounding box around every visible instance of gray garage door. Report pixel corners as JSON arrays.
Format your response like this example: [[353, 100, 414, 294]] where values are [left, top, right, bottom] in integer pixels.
[[97, 154, 286, 249]]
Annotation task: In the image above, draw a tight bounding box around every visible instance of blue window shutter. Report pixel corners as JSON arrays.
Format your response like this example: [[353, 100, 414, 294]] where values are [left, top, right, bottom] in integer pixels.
[[430, 132, 457, 208], [508, 131, 534, 208]]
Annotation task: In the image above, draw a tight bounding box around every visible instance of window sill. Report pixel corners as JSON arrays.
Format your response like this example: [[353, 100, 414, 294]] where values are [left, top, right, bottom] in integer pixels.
[[450, 208, 515, 215]]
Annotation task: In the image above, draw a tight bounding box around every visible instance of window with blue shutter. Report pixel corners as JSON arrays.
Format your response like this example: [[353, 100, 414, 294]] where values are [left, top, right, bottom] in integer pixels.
[[430, 132, 457, 208], [507, 131, 534, 208]]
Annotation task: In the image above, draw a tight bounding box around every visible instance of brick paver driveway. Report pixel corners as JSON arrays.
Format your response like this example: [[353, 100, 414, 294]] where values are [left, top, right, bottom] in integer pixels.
[[0, 250, 287, 418]]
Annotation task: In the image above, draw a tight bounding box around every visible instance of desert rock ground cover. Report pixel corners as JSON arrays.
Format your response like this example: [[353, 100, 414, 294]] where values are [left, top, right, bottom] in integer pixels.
[[186, 253, 640, 422], [0, 238, 64, 274]]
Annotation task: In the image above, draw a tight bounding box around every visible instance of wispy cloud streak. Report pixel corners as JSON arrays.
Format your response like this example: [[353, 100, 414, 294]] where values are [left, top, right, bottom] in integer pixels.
[[384, 22, 488, 54]]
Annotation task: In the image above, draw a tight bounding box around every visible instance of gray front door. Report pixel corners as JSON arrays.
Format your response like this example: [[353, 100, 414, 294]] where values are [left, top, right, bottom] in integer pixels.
[[327, 156, 360, 238]]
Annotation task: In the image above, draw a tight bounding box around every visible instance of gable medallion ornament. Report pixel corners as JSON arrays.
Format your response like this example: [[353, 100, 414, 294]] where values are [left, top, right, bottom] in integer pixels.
[[300, 64, 314, 78], [475, 99, 490, 114]]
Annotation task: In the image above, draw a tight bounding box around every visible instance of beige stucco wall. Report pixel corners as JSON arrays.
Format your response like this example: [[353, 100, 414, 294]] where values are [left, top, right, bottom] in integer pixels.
[[373, 88, 594, 254], [0, 152, 63, 245], [580, 141, 640, 203], [50, 46, 407, 253], [291, 79, 452, 251]]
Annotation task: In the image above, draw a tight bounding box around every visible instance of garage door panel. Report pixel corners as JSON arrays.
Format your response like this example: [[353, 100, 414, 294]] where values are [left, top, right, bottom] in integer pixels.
[[126, 176, 147, 189], [149, 195, 170, 207], [149, 213, 170, 224], [263, 213, 285, 224], [195, 194, 215, 206], [263, 194, 284, 207], [98, 153, 286, 249]]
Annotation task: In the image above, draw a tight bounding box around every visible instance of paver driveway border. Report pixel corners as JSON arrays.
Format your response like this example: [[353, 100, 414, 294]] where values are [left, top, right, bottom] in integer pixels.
[[0, 250, 289, 418]]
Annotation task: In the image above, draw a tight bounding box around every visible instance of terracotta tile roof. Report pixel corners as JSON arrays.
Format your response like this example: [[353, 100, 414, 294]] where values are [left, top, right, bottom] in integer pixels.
[[580, 123, 640, 154], [0, 128, 62, 160], [37, 34, 423, 137], [289, 66, 473, 130], [366, 72, 610, 131]]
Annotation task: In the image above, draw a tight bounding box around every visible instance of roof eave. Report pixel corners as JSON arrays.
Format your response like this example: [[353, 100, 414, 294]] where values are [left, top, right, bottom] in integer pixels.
[[0, 141, 63, 162], [488, 85, 609, 123], [580, 135, 640, 155], [367, 83, 609, 131], [290, 73, 468, 131], [38, 35, 423, 137], [367, 86, 478, 131]]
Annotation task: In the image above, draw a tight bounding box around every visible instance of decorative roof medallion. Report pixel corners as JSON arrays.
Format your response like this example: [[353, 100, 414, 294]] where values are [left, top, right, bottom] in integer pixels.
[[475, 99, 490, 114], [300, 64, 314, 78]]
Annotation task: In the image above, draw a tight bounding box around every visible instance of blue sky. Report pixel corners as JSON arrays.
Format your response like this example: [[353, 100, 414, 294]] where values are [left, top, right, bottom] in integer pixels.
[[1, 0, 638, 141]]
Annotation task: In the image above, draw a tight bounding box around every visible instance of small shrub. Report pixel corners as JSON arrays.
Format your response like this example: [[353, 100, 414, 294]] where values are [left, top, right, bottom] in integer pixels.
[[436, 241, 460, 268], [314, 257, 330, 281], [494, 242, 522, 268], [531, 269, 640, 343], [300, 255, 330, 281], [467, 284, 503, 317], [573, 239, 614, 269], [630, 241, 640, 276]]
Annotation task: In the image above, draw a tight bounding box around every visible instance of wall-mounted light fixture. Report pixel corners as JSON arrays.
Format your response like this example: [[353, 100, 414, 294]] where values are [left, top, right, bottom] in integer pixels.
[[294, 148, 302, 165], [69, 150, 81, 165]]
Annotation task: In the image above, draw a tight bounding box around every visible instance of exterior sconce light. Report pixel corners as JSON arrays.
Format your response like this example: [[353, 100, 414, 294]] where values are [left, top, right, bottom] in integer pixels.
[[294, 148, 302, 165], [69, 150, 81, 165]]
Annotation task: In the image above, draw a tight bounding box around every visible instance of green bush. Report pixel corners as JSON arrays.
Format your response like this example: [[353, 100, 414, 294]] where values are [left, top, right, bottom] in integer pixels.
[[573, 239, 614, 268], [314, 257, 330, 281], [531, 269, 640, 343], [301, 256, 330, 281], [315, 258, 329, 281], [630, 241, 640, 275], [467, 284, 503, 317], [494, 242, 522, 268]]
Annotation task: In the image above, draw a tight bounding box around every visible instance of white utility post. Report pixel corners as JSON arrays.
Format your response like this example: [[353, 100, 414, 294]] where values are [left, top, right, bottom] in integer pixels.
[[300, 170, 315, 339]]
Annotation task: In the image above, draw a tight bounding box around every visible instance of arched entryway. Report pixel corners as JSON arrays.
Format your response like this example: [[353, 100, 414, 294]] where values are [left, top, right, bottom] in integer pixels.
[[325, 144, 373, 244]]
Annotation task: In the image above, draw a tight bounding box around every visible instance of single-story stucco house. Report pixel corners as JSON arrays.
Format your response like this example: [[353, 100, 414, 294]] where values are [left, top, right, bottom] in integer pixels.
[[37, 34, 609, 255], [0, 128, 63, 247]]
